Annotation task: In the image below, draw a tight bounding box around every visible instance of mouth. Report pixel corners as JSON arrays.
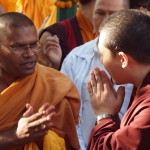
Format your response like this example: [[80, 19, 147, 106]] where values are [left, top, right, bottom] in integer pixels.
[[21, 61, 36, 70]]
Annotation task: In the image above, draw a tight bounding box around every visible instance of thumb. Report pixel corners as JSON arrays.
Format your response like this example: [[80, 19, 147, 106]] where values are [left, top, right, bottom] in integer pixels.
[[117, 86, 125, 106], [53, 35, 59, 41], [23, 103, 33, 117]]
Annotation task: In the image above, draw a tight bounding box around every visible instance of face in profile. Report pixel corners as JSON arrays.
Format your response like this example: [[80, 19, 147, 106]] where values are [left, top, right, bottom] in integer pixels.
[[98, 31, 125, 84]]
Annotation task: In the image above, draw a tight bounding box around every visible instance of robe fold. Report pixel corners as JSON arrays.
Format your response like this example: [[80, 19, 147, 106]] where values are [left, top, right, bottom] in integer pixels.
[[0, 64, 80, 150], [88, 71, 150, 150], [21, 0, 56, 30]]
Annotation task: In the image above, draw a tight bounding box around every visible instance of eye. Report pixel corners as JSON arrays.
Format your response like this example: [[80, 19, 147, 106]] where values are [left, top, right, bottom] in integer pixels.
[[95, 10, 106, 16], [30, 42, 38, 48]]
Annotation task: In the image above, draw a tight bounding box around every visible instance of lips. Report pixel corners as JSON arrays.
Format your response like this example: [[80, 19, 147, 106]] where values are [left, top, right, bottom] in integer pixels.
[[21, 61, 36, 70]]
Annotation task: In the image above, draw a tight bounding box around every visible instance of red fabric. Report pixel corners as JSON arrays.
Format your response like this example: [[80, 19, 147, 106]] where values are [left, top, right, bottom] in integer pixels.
[[61, 19, 77, 51], [88, 72, 150, 150]]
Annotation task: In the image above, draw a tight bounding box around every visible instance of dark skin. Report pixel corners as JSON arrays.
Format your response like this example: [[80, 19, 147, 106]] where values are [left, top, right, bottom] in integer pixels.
[[0, 25, 56, 149], [0, 103, 56, 149]]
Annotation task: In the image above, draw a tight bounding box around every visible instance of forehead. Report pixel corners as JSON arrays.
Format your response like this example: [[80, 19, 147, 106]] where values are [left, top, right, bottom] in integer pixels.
[[94, 0, 124, 11], [6, 26, 37, 44], [98, 31, 107, 51]]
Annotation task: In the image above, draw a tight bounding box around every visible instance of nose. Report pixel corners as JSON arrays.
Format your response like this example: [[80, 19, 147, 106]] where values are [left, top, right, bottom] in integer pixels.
[[23, 48, 35, 57]]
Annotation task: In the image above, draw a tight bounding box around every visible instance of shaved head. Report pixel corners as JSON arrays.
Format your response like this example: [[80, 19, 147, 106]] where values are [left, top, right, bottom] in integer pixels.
[[0, 12, 35, 41]]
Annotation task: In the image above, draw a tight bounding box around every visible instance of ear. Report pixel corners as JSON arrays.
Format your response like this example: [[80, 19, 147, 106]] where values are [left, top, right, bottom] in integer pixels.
[[118, 52, 128, 68]]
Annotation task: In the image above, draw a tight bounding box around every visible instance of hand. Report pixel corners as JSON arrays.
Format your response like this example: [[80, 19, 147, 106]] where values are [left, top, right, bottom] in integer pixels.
[[43, 35, 62, 69], [16, 103, 56, 145], [87, 67, 125, 116]]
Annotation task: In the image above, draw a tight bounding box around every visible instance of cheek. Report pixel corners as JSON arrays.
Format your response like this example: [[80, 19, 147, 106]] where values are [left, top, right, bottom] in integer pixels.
[[3, 54, 20, 68], [93, 17, 103, 32], [101, 56, 113, 74]]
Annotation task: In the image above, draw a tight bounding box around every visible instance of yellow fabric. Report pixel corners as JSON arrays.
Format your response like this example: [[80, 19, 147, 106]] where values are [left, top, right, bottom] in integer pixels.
[[21, 0, 56, 30], [76, 9, 96, 43], [44, 5, 57, 27], [0, 64, 80, 149], [0, 0, 21, 12], [24, 130, 66, 150]]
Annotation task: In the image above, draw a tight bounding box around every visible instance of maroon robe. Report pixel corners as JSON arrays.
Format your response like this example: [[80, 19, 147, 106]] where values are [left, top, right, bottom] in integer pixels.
[[88, 72, 150, 150], [39, 15, 83, 68]]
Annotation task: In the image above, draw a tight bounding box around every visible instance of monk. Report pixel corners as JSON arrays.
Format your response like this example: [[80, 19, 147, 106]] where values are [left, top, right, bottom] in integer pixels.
[[87, 9, 150, 150], [38, 0, 96, 69], [21, 0, 57, 30], [0, 12, 80, 150]]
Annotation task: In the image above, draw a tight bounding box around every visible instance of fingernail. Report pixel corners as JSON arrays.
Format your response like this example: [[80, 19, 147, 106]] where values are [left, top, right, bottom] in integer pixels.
[[42, 110, 45, 115]]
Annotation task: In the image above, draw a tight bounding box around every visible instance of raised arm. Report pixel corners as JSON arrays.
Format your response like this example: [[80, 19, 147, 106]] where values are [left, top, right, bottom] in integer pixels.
[[38, 31, 62, 70]]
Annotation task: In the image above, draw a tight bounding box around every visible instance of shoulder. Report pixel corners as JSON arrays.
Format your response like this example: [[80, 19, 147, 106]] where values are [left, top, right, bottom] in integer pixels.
[[39, 20, 70, 38], [37, 64, 71, 80], [37, 63, 80, 91]]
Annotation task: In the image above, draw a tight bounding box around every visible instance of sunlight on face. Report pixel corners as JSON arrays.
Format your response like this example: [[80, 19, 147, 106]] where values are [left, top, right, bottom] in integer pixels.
[[98, 31, 107, 60], [98, 31, 127, 84]]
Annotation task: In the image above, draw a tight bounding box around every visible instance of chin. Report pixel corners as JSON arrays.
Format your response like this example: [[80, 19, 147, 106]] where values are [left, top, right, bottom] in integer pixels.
[[111, 78, 123, 85], [21, 68, 35, 77]]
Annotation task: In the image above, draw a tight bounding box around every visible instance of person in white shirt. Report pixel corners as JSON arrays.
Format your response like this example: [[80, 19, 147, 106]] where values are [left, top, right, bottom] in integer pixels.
[[60, 0, 133, 149]]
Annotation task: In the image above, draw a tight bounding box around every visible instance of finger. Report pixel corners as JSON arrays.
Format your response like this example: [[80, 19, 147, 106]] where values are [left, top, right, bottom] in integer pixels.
[[90, 70, 97, 93], [27, 111, 45, 122], [45, 43, 61, 52], [34, 121, 54, 133], [102, 71, 117, 96], [101, 70, 111, 92], [38, 103, 50, 113], [87, 81, 93, 97], [117, 86, 125, 106], [53, 35, 59, 39], [29, 116, 49, 128], [23, 104, 34, 117], [46, 36, 59, 44], [46, 111, 56, 121], [106, 75, 117, 95], [44, 44, 60, 54], [46, 35, 59, 40], [45, 105, 55, 115], [93, 68, 103, 92]]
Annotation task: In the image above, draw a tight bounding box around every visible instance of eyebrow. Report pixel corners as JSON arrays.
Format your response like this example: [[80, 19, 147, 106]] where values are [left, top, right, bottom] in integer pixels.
[[10, 40, 38, 47]]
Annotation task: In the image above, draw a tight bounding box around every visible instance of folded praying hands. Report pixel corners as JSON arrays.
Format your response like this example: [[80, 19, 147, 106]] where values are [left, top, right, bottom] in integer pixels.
[[87, 67, 125, 116]]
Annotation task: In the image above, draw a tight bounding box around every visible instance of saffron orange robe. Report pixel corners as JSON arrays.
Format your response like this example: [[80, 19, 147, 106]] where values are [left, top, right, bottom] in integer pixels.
[[0, 0, 21, 12], [21, 0, 56, 30], [88, 71, 150, 150], [0, 64, 80, 150]]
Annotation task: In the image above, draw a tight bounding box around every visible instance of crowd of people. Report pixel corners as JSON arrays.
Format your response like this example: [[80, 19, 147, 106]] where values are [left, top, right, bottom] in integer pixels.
[[0, 0, 150, 150]]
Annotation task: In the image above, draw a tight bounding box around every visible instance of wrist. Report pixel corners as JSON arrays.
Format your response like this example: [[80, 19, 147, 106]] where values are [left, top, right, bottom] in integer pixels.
[[97, 113, 114, 124]]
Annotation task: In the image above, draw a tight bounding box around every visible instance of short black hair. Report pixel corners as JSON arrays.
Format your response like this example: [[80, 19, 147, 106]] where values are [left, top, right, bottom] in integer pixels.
[[99, 9, 150, 64], [0, 12, 35, 41], [0, 12, 34, 28], [79, 0, 95, 5], [130, 0, 150, 10]]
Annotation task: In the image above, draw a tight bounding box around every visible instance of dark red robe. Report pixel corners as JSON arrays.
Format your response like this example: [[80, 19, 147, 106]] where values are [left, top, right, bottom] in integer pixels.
[[39, 16, 83, 68], [88, 72, 150, 150]]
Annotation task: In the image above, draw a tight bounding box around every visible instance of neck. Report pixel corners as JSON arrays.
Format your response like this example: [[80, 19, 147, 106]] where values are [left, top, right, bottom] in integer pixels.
[[0, 69, 16, 92], [131, 65, 150, 88]]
